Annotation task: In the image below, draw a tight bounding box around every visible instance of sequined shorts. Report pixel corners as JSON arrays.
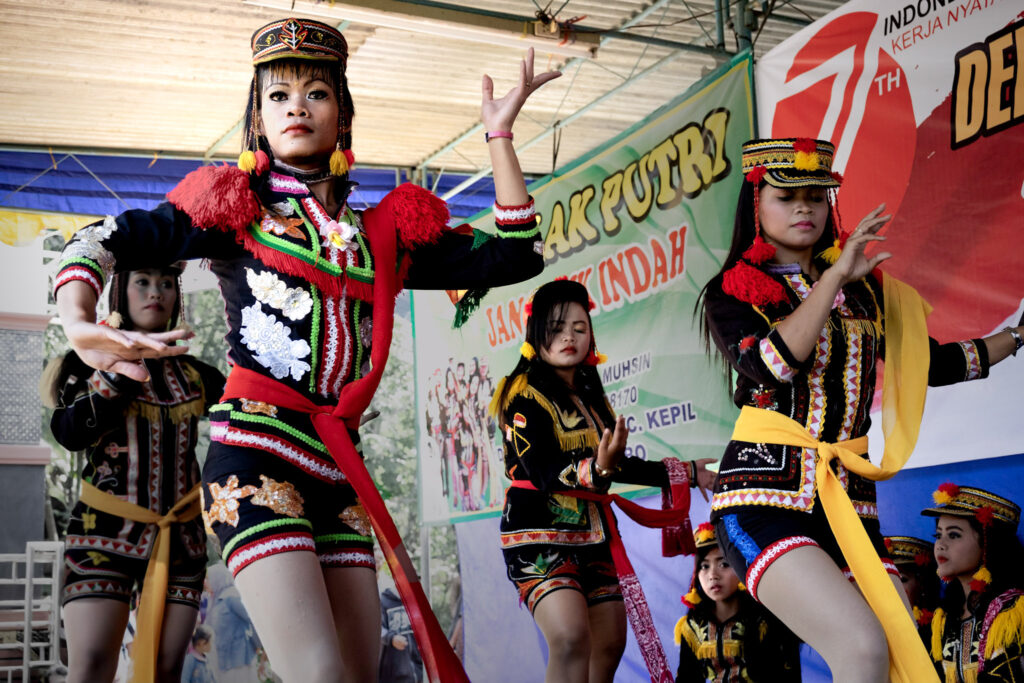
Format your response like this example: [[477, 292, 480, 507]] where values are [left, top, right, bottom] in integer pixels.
[[502, 541, 622, 614], [202, 441, 375, 577], [714, 503, 897, 602]]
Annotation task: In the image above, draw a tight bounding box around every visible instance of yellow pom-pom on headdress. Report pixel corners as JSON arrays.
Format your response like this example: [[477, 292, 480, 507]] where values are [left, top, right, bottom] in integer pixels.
[[694, 522, 716, 545], [330, 148, 350, 176], [737, 582, 747, 593], [793, 151, 820, 171], [681, 588, 701, 608], [970, 565, 993, 593], [520, 342, 536, 361], [933, 483, 960, 506], [237, 150, 257, 173]]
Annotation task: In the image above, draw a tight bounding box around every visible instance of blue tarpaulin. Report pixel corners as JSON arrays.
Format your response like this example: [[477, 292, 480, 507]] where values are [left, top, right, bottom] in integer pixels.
[[0, 151, 498, 219]]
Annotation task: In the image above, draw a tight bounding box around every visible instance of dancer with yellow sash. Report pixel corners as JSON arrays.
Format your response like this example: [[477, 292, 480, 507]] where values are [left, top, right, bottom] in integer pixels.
[[696, 138, 1024, 683], [45, 266, 224, 683]]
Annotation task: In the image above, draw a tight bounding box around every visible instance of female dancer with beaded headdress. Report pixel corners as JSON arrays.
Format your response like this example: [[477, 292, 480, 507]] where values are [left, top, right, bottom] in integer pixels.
[[697, 138, 1024, 683], [923, 485, 1024, 682], [53, 18, 556, 683], [44, 265, 225, 683]]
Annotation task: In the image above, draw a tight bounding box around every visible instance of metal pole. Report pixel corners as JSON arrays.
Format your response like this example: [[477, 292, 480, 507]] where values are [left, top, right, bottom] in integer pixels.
[[734, 0, 752, 52], [716, 0, 726, 49]]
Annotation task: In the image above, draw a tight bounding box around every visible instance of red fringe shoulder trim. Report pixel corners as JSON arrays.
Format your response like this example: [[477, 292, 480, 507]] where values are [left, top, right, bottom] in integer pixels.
[[722, 260, 788, 307], [375, 183, 450, 250], [167, 165, 260, 235]]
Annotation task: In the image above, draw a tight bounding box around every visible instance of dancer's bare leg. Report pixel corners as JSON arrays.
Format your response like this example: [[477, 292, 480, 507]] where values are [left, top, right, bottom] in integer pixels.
[[233, 551, 345, 683], [155, 603, 199, 683], [324, 565, 382, 683], [755, 545, 889, 683], [532, 589, 592, 683], [586, 600, 627, 683], [64, 598, 130, 683]]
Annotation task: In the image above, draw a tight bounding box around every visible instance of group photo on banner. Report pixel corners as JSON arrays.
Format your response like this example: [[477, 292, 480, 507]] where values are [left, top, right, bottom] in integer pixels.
[[0, 1, 1022, 683]]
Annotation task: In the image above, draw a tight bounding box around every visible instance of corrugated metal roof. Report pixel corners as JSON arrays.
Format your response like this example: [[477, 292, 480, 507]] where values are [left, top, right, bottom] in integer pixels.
[[0, 0, 848, 193]]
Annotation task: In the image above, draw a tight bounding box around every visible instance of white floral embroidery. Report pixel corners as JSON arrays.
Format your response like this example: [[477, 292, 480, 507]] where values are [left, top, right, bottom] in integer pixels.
[[239, 303, 311, 380], [61, 215, 119, 278], [245, 268, 313, 321]]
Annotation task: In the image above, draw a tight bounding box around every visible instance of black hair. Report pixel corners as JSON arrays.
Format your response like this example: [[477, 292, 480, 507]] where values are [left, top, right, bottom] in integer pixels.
[[191, 624, 213, 646], [935, 515, 1024, 615], [494, 280, 607, 429], [694, 180, 839, 384]]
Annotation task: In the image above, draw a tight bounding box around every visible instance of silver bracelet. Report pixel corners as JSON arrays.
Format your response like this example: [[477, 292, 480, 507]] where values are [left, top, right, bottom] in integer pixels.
[[1005, 327, 1024, 356]]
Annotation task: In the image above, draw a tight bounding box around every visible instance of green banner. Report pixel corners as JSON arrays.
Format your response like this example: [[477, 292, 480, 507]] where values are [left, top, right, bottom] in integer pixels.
[[414, 52, 755, 524]]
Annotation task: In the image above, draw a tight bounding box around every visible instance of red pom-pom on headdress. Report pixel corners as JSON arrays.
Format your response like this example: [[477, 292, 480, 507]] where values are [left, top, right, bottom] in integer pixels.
[[253, 150, 270, 175], [738, 335, 757, 352], [914, 552, 931, 567], [745, 165, 767, 185], [975, 506, 995, 527], [933, 483, 960, 505], [742, 235, 776, 265], [793, 138, 817, 154], [524, 301, 533, 318]]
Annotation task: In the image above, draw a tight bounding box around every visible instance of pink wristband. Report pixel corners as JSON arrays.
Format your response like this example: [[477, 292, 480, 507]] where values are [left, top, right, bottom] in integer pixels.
[[484, 131, 513, 142]]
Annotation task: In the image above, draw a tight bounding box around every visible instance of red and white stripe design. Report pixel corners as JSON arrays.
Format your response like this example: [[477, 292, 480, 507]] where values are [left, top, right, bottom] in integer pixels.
[[493, 199, 536, 225], [746, 535, 818, 600], [268, 173, 308, 195], [227, 532, 316, 575], [55, 266, 103, 298], [209, 423, 345, 483]]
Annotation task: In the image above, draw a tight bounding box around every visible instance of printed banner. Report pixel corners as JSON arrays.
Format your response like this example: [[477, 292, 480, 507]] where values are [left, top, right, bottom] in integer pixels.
[[755, 0, 1024, 467], [413, 53, 756, 524]]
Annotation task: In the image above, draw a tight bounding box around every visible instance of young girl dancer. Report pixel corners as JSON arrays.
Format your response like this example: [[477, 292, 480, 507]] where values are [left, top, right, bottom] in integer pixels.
[[494, 278, 715, 683], [924, 485, 1024, 682], [47, 266, 225, 683], [698, 138, 1024, 683], [53, 18, 555, 682], [675, 522, 801, 682]]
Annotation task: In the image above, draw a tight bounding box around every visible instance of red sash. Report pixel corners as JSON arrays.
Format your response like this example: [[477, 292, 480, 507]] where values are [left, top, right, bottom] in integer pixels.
[[508, 464, 693, 683], [223, 366, 468, 683]]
